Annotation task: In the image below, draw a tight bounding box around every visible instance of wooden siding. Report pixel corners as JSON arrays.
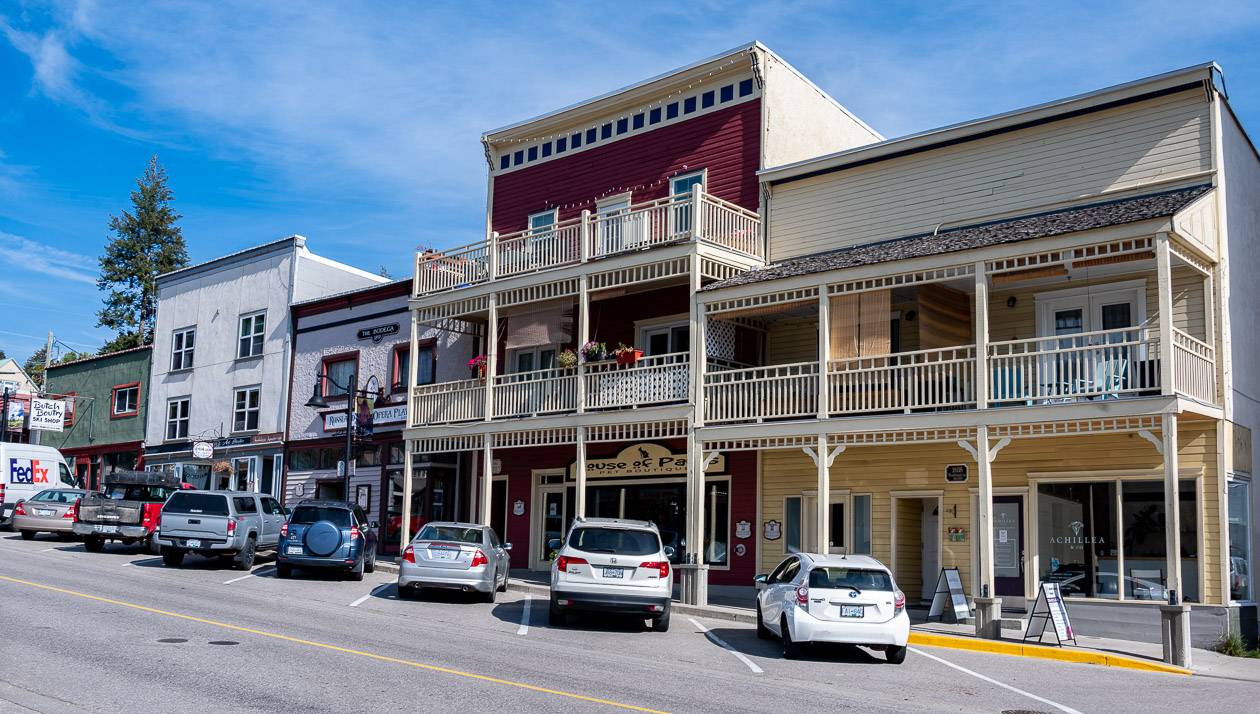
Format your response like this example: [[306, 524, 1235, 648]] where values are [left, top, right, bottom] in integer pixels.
[[491, 101, 761, 235], [768, 89, 1212, 261], [766, 318, 817, 365]]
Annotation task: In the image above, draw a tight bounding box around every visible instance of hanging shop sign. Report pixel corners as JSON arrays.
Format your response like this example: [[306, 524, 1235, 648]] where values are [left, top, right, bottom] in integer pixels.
[[763, 520, 782, 541], [28, 399, 66, 432], [513, 500, 526, 517], [192, 442, 214, 459], [357, 323, 400, 343], [945, 464, 968, 483], [569, 443, 725, 479], [735, 520, 752, 539], [6, 400, 27, 431]]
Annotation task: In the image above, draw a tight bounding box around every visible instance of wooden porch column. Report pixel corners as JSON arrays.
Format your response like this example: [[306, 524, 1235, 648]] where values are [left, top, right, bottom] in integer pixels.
[[973, 425, 1002, 639], [575, 427, 587, 519], [479, 438, 493, 525], [484, 293, 498, 421], [817, 287, 830, 418], [1156, 232, 1175, 396], [400, 444, 414, 554], [815, 433, 829, 552], [973, 262, 989, 409], [577, 275, 589, 413], [1160, 411, 1191, 666]]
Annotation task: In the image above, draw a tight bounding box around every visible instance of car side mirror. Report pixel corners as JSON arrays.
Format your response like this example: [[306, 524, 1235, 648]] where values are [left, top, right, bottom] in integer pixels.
[[547, 538, 562, 551], [503, 542, 512, 551], [369, 521, 379, 530], [663, 545, 676, 558], [754, 573, 769, 589]]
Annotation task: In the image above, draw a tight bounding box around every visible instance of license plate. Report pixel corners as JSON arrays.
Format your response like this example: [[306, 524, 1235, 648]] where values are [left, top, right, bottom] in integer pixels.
[[840, 605, 864, 618], [602, 567, 624, 579], [94, 525, 118, 534], [286, 545, 303, 555], [35, 509, 54, 517], [431, 548, 457, 560], [186, 539, 201, 549]]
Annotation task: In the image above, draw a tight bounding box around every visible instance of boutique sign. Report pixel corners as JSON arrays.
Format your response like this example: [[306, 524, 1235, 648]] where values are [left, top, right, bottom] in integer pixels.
[[569, 443, 725, 479]]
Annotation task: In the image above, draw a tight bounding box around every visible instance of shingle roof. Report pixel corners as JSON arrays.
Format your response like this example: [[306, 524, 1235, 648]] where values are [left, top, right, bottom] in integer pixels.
[[45, 344, 151, 370], [705, 184, 1212, 292]]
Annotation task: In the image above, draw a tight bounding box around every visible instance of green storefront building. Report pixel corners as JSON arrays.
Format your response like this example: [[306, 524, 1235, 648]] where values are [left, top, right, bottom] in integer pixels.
[[44, 346, 152, 490]]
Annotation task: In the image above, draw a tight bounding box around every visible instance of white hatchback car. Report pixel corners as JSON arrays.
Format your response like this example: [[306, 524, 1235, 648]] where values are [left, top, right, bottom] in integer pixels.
[[755, 553, 909, 664], [549, 517, 674, 631]]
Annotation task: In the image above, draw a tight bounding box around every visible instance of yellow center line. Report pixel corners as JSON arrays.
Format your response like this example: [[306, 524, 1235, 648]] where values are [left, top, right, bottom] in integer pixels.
[[0, 574, 668, 714]]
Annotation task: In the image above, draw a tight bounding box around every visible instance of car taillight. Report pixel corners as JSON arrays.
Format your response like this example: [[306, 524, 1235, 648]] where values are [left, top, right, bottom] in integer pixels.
[[14, 502, 26, 517], [403, 545, 415, 564], [555, 555, 587, 573], [350, 526, 361, 541], [795, 585, 809, 608], [71, 498, 80, 523], [894, 589, 906, 614], [470, 549, 488, 567], [639, 561, 670, 578], [226, 517, 237, 537], [280, 522, 288, 537]]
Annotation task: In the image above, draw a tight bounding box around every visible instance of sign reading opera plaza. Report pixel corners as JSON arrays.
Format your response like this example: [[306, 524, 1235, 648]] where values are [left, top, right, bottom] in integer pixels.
[[569, 443, 725, 479], [323, 404, 407, 431]]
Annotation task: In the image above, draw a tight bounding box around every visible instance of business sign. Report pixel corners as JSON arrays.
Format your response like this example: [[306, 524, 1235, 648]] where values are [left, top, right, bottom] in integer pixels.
[[216, 436, 251, 448], [357, 323, 400, 343], [192, 442, 214, 459], [5, 400, 26, 431], [323, 404, 407, 431], [568, 443, 724, 479], [8, 458, 52, 485], [927, 568, 971, 623], [1024, 582, 1076, 646], [0, 379, 19, 395], [28, 399, 66, 432], [945, 464, 968, 483]]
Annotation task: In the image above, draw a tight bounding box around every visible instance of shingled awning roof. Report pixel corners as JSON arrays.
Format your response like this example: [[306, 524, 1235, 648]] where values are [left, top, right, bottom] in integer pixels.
[[705, 184, 1212, 292]]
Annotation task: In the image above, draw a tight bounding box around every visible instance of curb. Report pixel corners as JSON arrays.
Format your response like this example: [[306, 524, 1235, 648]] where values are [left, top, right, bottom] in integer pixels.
[[907, 631, 1194, 676]]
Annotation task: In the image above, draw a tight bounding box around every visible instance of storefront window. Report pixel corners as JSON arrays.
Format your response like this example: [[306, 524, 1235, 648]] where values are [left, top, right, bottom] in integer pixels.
[[1121, 480, 1198, 602], [853, 495, 872, 555], [387, 443, 406, 465], [569, 479, 729, 566], [622, 483, 685, 561], [177, 464, 212, 491], [290, 449, 318, 471], [705, 481, 729, 566], [1229, 479, 1253, 602], [1038, 482, 1118, 599], [356, 446, 381, 468], [784, 496, 802, 553]]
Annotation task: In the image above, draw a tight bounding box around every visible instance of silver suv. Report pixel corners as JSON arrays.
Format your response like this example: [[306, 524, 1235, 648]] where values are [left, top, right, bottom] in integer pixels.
[[548, 517, 674, 631], [156, 491, 285, 570]]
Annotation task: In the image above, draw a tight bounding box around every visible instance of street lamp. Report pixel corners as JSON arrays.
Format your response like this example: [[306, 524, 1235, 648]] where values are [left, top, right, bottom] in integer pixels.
[[305, 370, 381, 502]]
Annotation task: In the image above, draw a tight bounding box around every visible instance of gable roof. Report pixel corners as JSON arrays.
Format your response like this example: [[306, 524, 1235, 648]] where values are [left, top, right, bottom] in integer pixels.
[[704, 184, 1212, 292]]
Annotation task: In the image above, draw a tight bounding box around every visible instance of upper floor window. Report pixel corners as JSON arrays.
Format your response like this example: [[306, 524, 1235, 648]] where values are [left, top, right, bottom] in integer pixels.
[[322, 354, 357, 398], [166, 397, 190, 440], [508, 346, 557, 373], [528, 209, 557, 236], [232, 386, 260, 432], [171, 327, 195, 371], [392, 342, 434, 392], [238, 313, 265, 359], [111, 383, 140, 418], [638, 317, 690, 356]]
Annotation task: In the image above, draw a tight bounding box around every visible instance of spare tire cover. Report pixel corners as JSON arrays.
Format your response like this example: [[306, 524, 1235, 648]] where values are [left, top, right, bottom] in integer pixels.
[[304, 520, 343, 557]]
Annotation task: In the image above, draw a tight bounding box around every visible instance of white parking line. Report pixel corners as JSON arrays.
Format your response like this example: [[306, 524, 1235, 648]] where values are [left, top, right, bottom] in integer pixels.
[[909, 647, 1083, 714], [688, 617, 763, 674], [517, 597, 531, 635], [222, 565, 275, 585], [349, 584, 389, 607], [39, 548, 58, 552]]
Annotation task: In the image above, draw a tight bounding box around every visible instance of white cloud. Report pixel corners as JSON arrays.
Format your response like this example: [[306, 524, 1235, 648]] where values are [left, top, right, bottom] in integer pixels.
[[0, 231, 97, 285]]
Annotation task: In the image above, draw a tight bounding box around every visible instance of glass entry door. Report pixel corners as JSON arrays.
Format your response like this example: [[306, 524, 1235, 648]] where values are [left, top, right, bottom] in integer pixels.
[[229, 457, 256, 491], [992, 496, 1025, 597], [534, 485, 568, 569]]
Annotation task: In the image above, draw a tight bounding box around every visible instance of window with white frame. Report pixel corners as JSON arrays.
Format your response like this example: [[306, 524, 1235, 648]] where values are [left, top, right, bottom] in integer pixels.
[[232, 386, 260, 432], [166, 397, 190, 440], [528, 209, 557, 236], [171, 327, 195, 370], [1228, 477, 1252, 602], [507, 345, 557, 373], [111, 383, 139, 417], [237, 312, 266, 359], [636, 316, 690, 356]]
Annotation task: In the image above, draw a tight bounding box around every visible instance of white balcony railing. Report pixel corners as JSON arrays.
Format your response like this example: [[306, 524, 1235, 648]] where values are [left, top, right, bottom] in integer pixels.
[[828, 346, 976, 414], [410, 378, 485, 425], [704, 361, 819, 423], [493, 367, 578, 418], [413, 190, 762, 296], [1171, 329, 1216, 404], [987, 326, 1161, 403], [585, 352, 689, 410]]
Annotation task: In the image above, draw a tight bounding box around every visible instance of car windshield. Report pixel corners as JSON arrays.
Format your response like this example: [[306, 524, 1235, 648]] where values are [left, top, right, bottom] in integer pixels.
[[417, 525, 482, 544], [290, 506, 352, 527], [163, 492, 230, 516], [568, 527, 660, 556], [33, 490, 84, 503], [808, 567, 894, 592]]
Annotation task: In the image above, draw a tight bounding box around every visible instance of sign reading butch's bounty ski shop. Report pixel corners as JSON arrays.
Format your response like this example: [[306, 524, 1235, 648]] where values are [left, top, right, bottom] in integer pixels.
[[569, 443, 725, 479], [28, 399, 66, 432]]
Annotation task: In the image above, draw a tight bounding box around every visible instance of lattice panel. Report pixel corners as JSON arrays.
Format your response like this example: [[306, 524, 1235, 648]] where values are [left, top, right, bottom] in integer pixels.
[[705, 286, 819, 316], [588, 420, 689, 443], [700, 257, 747, 283], [990, 415, 1161, 439], [410, 434, 484, 454], [706, 319, 737, 361], [1169, 242, 1213, 276], [588, 257, 689, 291], [497, 278, 579, 308], [987, 236, 1154, 275], [830, 427, 977, 447], [827, 264, 974, 296], [493, 427, 578, 449], [415, 295, 489, 322], [701, 435, 817, 452]]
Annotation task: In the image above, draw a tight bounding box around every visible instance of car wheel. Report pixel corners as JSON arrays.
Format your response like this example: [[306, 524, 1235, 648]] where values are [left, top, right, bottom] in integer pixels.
[[498, 570, 509, 592], [781, 617, 803, 659], [885, 645, 907, 665], [482, 571, 498, 604], [364, 548, 376, 574], [83, 536, 105, 553], [276, 563, 292, 579], [756, 604, 773, 640], [234, 537, 257, 571], [548, 596, 565, 626], [19, 530, 35, 541], [146, 534, 161, 555], [161, 547, 185, 567], [652, 603, 671, 632], [348, 558, 365, 582]]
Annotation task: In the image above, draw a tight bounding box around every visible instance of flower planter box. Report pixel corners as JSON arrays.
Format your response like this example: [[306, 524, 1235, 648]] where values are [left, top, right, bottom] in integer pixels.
[[615, 349, 644, 366]]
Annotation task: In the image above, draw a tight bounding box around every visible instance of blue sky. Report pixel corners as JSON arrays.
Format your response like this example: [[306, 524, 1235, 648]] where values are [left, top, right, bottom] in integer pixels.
[[2, 1, 1259, 363]]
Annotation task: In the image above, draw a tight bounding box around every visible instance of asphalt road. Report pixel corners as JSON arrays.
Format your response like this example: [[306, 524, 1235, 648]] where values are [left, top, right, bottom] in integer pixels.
[[0, 532, 1253, 713]]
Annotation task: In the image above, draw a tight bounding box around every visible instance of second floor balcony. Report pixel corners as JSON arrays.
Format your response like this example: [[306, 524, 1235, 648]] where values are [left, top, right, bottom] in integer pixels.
[[413, 188, 762, 297]]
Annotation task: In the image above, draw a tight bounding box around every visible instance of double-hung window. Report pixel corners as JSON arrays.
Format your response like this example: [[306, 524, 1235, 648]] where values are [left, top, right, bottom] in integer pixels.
[[238, 313, 265, 359], [171, 328, 195, 370], [233, 386, 260, 432], [322, 356, 356, 398], [166, 397, 190, 440], [111, 383, 140, 418]]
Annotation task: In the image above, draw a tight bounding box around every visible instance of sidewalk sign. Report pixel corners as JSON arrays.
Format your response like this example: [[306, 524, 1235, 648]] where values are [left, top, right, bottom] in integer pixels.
[[1023, 581, 1077, 646], [927, 567, 972, 623]]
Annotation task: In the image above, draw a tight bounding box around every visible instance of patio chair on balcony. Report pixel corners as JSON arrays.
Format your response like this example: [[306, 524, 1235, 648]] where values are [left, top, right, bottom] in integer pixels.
[[991, 365, 1033, 406], [1073, 357, 1129, 400]]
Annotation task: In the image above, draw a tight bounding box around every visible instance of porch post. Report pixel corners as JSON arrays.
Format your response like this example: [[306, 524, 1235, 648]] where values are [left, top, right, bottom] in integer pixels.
[[817, 286, 830, 418], [575, 427, 587, 518], [479, 438, 493, 525], [1156, 232, 1175, 396], [974, 262, 989, 409], [485, 292, 499, 421], [579, 209, 591, 263], [974, 425, 1002, 639], [685, 247, 708, 606], [815, 433, 830, 553], [400, 444, 414, 554], [1160, 412, 1191, 666], [577, 276, 589, 413]]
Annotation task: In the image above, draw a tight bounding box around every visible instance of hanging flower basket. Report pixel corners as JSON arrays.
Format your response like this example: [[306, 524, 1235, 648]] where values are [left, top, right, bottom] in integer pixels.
[[468, 354, 488, 379], [580, 341, 607, 363]]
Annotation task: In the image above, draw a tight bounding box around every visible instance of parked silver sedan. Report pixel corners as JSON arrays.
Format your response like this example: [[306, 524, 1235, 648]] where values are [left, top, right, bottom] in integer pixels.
[[398, 522, 511, 603], [13, 488, 87, 540]]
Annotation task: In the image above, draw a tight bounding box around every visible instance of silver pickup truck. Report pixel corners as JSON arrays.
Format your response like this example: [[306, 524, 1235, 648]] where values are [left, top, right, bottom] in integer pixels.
[[156, 490, 286, 570]]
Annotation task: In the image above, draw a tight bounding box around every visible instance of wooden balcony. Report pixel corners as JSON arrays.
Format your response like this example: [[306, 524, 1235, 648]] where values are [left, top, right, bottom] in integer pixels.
[[413, 189, 761, 297]]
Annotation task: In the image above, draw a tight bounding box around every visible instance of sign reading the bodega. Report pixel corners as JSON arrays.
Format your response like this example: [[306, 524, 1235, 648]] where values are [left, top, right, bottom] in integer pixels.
[[569, 443, 725, 479], [28, 399, 66, 432], [8, 458, 51, 485], [357, 323, 400, 343]]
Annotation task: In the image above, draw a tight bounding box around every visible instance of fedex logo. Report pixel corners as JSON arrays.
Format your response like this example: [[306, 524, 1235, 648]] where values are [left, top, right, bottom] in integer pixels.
[[9, 458, 49, 485]]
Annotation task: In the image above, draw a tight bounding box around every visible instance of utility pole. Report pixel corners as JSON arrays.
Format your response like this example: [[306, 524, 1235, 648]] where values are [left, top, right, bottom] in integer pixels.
[[0, 387, 9, 444], [43, 331, 54, 388]]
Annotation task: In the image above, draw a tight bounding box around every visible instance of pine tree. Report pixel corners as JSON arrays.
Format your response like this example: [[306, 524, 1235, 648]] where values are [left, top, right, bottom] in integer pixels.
[[97, 156, 189, 349]]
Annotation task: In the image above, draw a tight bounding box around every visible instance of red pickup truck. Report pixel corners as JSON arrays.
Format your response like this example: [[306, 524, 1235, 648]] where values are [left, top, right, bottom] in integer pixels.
[[72, 470, 191, 553]]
